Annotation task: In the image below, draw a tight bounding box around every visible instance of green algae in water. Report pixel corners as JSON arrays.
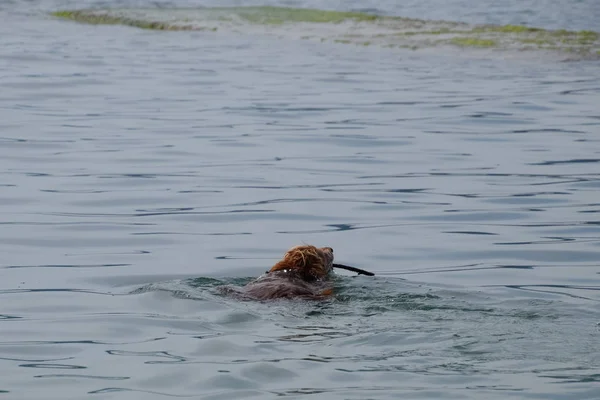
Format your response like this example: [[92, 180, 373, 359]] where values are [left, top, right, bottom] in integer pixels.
[[476, 24, 543, 33], [51, 6, 379, 28], [51, 10, 182, 30], [513, 29, 599, 48], [451, 37, 497, 47], [225, 6, 379, 24], [51, 7, 600, 60]]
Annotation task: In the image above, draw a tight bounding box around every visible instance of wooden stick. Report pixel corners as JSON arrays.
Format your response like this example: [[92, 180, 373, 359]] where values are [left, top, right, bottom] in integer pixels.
[[333, 263, 375, 276]]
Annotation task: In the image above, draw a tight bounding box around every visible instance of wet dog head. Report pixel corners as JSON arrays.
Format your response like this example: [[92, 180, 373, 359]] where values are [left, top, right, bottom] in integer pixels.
[[268, 245, 334, 282]]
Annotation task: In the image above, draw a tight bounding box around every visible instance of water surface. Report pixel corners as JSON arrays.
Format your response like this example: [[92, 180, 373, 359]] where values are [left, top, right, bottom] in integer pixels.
[[1, 1, 599, 399]]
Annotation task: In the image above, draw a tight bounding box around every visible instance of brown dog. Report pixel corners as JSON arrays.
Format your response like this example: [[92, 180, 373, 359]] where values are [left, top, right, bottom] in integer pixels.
[[232, 245, 335, 300]]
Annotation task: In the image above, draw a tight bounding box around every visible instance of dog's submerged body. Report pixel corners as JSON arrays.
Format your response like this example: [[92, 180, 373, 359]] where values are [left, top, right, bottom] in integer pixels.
[[225, 245, 335, 301]]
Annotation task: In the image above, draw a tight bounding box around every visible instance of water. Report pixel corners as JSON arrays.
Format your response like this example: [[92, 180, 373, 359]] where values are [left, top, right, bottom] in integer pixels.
[[1, 1, 599, 399]]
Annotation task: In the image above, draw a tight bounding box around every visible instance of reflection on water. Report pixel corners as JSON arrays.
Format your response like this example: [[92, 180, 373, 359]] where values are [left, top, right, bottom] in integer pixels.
[[0, 0, 599, 399]]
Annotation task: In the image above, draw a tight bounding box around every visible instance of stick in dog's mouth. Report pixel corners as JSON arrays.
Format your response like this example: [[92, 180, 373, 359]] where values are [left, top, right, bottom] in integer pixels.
[[333, 263, 375, 276], [265, 263, 375, 276]]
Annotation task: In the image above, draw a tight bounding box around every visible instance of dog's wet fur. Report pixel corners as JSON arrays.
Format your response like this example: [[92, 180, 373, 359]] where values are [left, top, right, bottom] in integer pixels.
[[223, 245, 335, 301]]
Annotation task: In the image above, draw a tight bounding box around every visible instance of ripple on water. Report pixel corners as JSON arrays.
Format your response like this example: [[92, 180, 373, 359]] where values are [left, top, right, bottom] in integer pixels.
[[1, 1, 600, 399], [98, 276, 599, 398]]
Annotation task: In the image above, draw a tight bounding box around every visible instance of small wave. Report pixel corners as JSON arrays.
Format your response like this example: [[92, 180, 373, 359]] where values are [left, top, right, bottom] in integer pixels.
[[129, 274, 573, 321]]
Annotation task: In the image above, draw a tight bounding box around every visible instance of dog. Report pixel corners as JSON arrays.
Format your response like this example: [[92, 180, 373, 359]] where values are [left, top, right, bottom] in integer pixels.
[[226, 245, 335, 301]]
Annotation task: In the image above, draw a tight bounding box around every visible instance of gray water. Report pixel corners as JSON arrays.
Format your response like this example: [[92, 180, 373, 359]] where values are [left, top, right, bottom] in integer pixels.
[[1, 1, 600, 399]]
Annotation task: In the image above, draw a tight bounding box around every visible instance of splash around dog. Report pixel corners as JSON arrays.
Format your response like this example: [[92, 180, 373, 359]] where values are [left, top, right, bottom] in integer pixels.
[[220, 245, 374, 301]]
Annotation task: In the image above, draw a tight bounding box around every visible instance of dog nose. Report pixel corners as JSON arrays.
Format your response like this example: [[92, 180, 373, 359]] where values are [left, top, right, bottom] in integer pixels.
[[324, 247, 333, 253]]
